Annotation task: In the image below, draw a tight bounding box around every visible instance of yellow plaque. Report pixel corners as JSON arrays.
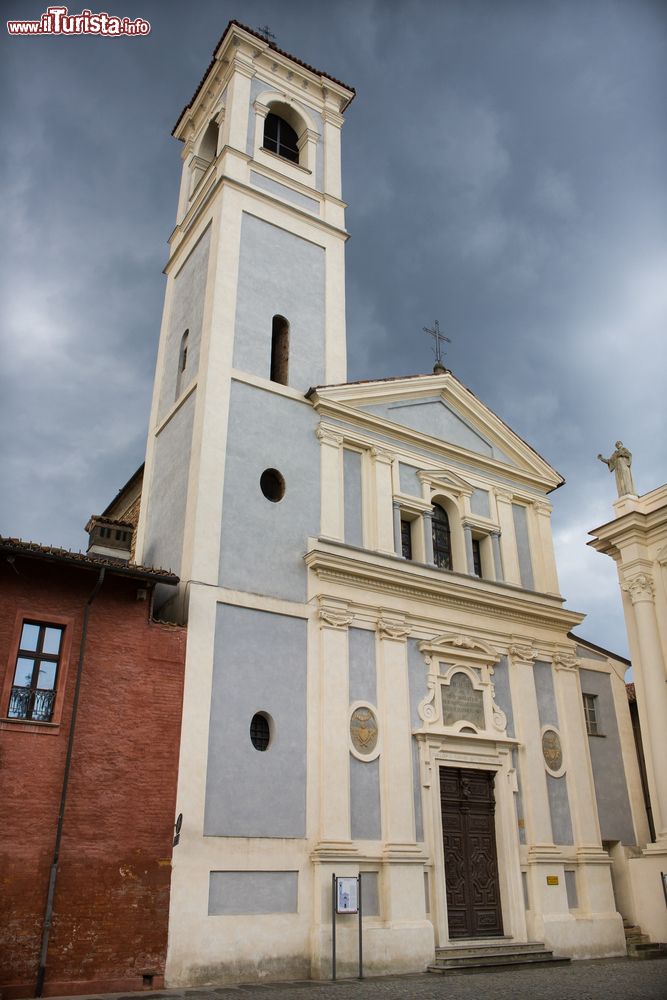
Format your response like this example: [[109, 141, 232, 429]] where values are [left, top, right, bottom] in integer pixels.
[[546, 875, 559, 886]]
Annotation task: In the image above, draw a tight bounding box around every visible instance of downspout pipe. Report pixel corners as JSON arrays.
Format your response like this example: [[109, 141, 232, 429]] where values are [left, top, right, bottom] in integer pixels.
[[35, 566, 106, 997]]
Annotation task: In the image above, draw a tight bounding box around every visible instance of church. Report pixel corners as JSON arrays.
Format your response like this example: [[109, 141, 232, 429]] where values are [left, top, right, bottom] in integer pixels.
[[119, 20, 651, 985]]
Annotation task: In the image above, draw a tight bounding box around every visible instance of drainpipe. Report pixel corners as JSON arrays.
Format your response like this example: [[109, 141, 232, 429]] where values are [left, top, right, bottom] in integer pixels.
[[35, 566, 106, 997]]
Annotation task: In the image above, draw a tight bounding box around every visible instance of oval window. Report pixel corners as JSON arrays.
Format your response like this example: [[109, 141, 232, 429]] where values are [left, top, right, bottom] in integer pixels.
[[250, 712, 271, 751], [260, 468, 285, 502]]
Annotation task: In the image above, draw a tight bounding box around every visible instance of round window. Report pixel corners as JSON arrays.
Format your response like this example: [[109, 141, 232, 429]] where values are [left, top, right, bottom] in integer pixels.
[[260, 468, 285, 502], [250, 712, 271, 751]]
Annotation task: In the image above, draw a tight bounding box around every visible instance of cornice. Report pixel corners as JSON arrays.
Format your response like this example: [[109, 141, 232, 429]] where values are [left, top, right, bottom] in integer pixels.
[[305, 543, 583, 633]]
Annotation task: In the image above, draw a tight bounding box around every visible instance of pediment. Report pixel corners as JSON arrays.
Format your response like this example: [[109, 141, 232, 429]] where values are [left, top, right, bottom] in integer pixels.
[[419, 633, 501, 666], [308, 372, 563, 490]]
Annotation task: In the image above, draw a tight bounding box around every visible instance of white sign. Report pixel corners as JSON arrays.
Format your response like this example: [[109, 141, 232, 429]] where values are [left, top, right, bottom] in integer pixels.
[[336, 876, 358, 914]]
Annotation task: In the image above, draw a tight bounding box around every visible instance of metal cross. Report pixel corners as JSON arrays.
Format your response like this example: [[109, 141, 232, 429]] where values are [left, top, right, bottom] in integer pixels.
[[423, 320, 451, 372], [256, 25, 276, 43]]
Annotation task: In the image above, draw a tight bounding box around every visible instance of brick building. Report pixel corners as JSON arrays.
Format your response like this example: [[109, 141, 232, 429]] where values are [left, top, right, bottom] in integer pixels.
[[0, 536, 186, 998]]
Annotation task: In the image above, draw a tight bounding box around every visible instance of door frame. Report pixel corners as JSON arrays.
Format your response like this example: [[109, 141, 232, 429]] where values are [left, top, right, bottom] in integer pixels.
[[418, 735, 527, 947]]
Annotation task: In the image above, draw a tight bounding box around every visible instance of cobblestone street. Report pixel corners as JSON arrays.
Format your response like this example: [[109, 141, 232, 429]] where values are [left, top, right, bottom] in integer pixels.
[[48, 958, 666, 1000]]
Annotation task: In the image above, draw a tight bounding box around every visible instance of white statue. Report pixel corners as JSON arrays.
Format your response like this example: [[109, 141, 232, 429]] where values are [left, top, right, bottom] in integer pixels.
[[598, 441, 637, 497]]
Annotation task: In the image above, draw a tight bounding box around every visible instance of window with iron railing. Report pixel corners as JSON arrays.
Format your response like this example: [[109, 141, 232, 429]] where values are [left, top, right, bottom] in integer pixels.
[[8, 621, 64, 723]]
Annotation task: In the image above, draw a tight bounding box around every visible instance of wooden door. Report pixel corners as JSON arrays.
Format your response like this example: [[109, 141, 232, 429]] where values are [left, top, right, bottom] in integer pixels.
[[440, 767, 503, 938]]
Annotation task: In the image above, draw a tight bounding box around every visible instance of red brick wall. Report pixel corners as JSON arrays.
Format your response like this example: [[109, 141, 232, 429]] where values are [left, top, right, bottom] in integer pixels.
[[0, 558, 186, 998]]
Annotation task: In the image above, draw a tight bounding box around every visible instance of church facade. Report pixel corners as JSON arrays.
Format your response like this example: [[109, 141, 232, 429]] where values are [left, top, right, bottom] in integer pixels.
[[133, 22, 645, 985]]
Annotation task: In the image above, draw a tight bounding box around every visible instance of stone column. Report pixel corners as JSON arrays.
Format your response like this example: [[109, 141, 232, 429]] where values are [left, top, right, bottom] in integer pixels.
[[491, 531, 504, 581], [372, 447, 396, 555], [423, 509, 434, 564], [317, 428, 344, 541], [495, 490, 521, 585], [316, 601, 354, 848], [463, 523, 475, 574], [623, 572, 667, 845], [393, 501, 402, 557], [533, 502, 561, 595]]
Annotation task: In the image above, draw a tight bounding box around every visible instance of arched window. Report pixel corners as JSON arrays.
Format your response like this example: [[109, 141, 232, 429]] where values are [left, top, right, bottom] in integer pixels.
[[198, 120, 219, 163], [270, 315, 289, 384], [175, 329, 189, 399], [263, 112, 299, 163], [432, 503, 453, 570]]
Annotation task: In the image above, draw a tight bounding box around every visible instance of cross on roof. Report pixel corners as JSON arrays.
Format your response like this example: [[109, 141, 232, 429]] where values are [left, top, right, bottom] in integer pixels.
[[256, 24, 276, 43], [423, 320, 451, 373]]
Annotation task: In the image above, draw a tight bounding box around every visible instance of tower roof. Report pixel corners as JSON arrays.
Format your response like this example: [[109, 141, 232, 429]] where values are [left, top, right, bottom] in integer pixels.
[[172, 20, 356, 138]]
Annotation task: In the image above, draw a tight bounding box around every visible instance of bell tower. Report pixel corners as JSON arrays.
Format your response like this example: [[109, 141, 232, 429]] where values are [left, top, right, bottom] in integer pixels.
[[135, 21, 354, 602]]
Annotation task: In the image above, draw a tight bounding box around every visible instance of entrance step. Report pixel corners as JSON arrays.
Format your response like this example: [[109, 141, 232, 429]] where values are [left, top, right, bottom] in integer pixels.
[[428, 940, 570, 974], [627, 941, 667, 960]]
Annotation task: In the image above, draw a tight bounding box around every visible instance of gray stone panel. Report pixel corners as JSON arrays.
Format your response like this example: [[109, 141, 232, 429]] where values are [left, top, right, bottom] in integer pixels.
[[218, 380, 319, 602], [413, 738, 424, 842], [360, 872, 379, 916], [575, 644, 608, 662], [349, 627, 376, 704], [491, 656, 514, 737], [142, 392, 195, 576], [232, 213, 325, 390], [470, 488, 491, 518], [399, 463, 422, 497], [158, 226, 210, 422], [343, 449, 363, 547], [512, 503, 535, 591], [565, 870, 578, 909], [208, 870, 298, 915], [534, 661, 559, 728], [350, 755, 381, 840], [407, 638, 426, 728], [204, 603, 306, 838], [547, 773, 574, 845], [250, 171, 319, 213], [580, 668, 636, 845]]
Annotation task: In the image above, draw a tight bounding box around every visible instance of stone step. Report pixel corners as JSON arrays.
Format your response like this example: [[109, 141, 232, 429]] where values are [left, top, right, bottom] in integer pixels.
[[429, 943, 570, 975], [435, 941, 550, 960], [627, 941, 667, 960]]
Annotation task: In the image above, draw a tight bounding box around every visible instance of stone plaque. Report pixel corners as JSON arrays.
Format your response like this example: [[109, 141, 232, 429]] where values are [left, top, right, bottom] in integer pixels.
[[350, 706, 378, 755], [441, 672, 485, 729], [542, 729, 563, 772]]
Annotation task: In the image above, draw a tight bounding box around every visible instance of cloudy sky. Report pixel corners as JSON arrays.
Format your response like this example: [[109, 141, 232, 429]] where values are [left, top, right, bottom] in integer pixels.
[[2, 0, 666, 657]]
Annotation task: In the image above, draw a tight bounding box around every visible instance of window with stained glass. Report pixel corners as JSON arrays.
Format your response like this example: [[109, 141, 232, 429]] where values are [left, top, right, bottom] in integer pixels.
[[432, 503, 453, 570]]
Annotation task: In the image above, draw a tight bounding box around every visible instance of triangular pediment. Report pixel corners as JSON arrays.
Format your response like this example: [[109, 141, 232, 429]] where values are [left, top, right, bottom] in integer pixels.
[[308, 371, 563, 490]]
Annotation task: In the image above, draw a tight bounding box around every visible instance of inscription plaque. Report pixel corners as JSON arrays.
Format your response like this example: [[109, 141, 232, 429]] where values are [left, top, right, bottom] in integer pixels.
[[350, 706, 378, 755], [442, 672, 485, 729], [542, 729, 563, 772]]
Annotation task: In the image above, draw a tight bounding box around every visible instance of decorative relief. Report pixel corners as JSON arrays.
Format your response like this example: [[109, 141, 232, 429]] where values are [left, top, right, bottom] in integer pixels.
[[508, 643, 537, 664], [541, 729, 564, 773], [492, 703, 508, 733], [533, 502, 553, 517], [623, 573, 655, 604], [377, 615, 411, 641], [418, 686, 438, 723], [350, 706, 378, 756], [316, 427, 344, 447], [318, 600, 354, 629], [441, 671, 485, 729], [495, 488, 514, 503], [553, 650, 579, 672], [370, 446, 394, 464]]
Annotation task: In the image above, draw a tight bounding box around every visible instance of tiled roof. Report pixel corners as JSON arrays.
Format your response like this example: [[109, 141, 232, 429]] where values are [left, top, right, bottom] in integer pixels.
[[0, 537, 179, 585], [173, 20, 355, 137]]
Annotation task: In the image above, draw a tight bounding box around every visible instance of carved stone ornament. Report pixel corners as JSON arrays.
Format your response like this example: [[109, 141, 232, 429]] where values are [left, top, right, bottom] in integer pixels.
[[371, 446, 394, 464], [542, 729, 564, 773], [377, 616, 411, 641], [623, 573, 655, 604], [508, 643, 537, 663], [316, 427, 344, 447], [492, 703, 508, 733], [553, 650, 579, 672], [350, 706, 378, 755], [318, 604, 354, 629], [418, 686, 439, 723]]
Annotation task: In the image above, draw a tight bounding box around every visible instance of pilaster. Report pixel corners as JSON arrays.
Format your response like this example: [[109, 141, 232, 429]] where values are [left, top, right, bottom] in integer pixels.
[[495, 490, 521, 585], [317, 428, 344, 541], [372, 448, 396, 555]]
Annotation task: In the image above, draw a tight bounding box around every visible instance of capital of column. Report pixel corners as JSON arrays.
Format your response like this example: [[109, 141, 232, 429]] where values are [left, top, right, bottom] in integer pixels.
[[495, 488, 514, 503], [377, 613, 411, 642], [553, 649, 579, 672], [253, 99, 270, 119], [318, 599, 354, 630], [508, 642, 538, 666], [371, 446, 394, 465], [533, 501, 553, 517], [316, 426, 344, 448], [623, 572, 655, 605]]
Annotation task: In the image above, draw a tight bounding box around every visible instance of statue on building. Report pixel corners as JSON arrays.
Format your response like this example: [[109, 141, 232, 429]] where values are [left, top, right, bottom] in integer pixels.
[[597, 441, 637, 497]]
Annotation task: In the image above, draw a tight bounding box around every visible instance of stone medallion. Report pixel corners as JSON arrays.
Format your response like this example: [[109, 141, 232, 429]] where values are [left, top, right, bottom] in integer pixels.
[[542, 728, 563, 772], [350, 706, 378, 755]]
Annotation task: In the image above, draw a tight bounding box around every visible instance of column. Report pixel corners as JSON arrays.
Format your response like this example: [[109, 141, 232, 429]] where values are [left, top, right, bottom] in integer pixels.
[[495, 490, 521, 585], [423, 509, 434, 564], [533, 502, 561, 595], [393, 501, 402, 557], [317, 601, 354, 848], [623, 572, 667, 844], [463, 523, 475, 574], [316, 428, 343, 540], [372, 447, 396, 555], [491, 531, 504, 581]]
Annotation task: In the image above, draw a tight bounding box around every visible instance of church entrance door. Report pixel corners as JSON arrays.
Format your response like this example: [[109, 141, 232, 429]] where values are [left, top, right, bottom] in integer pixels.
[[440, 766, 503, 939]]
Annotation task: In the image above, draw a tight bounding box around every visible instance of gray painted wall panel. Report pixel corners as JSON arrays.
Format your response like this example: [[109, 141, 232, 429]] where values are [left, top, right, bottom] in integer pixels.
[[412, 738, 424, 842], [576, 644, 608, 662], [250, 171, 319, 213], [349, 628, 376, 704], [142, 392, 195, 576], [350, 756, 381, 840], [399, 463, 422, 497], [204, 604, 307, 837], [208, 871, 298, 915], [218, 380, 319, 602], [512, 504, 535, 590], [360, 872, 379, 916], [534, 661, 559, 728], [232, 214, 325, 389], [470, 488, 491, 518], [407, 638, 426, 728], [580, 668, 636, 845], [343, 449, 363, 547], [158, 227, 210, 422], [492, 656, 514, 737], [547, 774, 574, 844]]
